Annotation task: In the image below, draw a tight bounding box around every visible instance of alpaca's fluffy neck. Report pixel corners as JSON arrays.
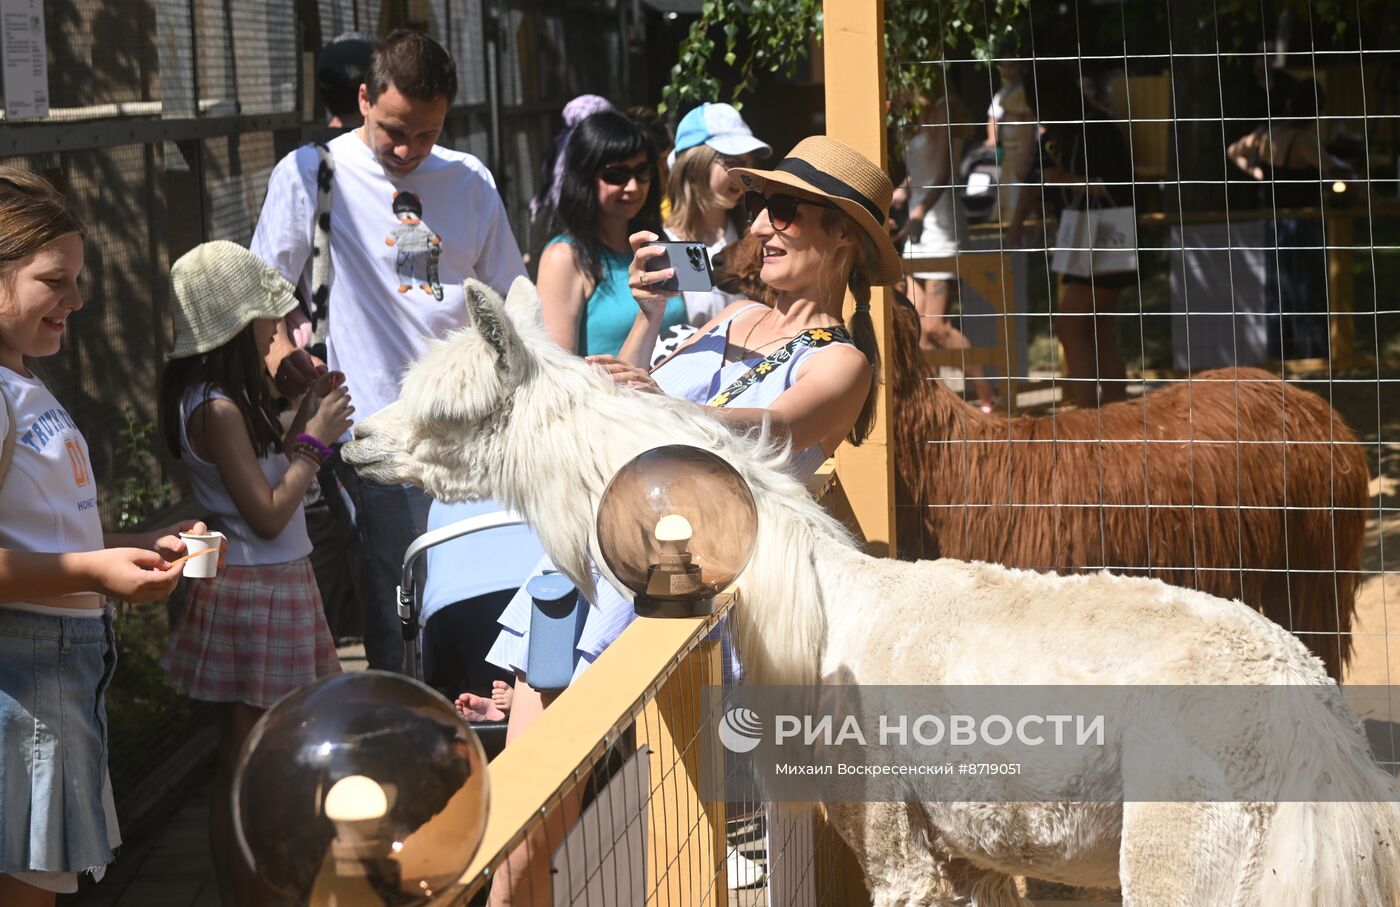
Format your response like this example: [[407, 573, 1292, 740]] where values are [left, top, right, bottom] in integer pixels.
[[496, 348, 848, 686]]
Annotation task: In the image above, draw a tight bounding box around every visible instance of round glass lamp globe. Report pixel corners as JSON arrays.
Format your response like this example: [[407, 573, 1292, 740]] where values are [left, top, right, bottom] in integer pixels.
[[596, 444, 759, 617], [232, 671, 489, 905]]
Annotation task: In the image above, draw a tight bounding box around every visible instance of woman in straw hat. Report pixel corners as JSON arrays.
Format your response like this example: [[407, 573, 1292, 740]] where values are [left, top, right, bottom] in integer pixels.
[[601, 134, 901, 466], [157, 241, 350, 906]]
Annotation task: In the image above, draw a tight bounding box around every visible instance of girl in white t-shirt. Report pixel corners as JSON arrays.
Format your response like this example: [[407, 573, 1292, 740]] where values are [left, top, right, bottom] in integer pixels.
[[157, 241, 350, 907], [0, 169, 212, 905]]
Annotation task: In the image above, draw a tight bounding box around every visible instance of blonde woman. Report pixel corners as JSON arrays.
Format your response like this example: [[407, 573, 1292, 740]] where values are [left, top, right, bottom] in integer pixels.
[[660, 103, 771, 332]]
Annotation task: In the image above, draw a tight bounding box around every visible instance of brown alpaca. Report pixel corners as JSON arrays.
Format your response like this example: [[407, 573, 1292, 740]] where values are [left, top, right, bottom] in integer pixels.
[[717, 234, 1368, 679], [888, 299, 1368, 680]]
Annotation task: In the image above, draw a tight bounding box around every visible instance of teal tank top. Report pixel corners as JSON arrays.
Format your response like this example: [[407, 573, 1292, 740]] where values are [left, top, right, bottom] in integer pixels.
[[548, 236, 686, 356]]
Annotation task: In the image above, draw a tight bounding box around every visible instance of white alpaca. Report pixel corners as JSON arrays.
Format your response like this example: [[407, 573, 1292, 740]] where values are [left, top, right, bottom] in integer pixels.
[[343, 278, 1400, 907]]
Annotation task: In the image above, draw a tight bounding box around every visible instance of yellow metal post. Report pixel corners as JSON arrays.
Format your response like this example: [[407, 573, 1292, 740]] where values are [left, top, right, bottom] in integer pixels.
[[1327, 214, 1356, 369], [824, 0, 897, 558], [814, 3, 886, 903]]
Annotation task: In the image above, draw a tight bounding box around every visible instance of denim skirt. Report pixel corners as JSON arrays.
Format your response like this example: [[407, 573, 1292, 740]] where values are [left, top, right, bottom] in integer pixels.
[[0, 608, 122, 879]]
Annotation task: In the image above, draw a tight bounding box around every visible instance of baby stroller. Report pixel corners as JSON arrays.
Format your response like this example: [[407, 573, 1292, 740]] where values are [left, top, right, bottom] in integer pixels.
[[958, 144, 1001, 224], [396, 500, 544, 759]]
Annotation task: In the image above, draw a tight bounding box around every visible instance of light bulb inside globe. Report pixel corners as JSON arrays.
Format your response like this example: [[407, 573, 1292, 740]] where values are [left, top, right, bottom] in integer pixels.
[[654, 513, 694, 565], [232, 671, 490, 905], [324, 774, 388, 822], [654, 513, 693, 543], [595, 445, 758, 618]]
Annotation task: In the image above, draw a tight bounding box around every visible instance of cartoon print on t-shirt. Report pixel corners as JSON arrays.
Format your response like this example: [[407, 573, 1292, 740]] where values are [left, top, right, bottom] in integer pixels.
[[384, 191, 444, 301]]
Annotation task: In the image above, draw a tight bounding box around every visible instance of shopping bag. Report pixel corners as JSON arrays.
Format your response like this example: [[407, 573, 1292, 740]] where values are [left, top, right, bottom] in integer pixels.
[[1050, 206, 1138, 276]]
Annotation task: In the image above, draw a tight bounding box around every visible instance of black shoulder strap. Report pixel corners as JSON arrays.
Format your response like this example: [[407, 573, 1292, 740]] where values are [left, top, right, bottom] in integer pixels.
[[707, 325, 852, 407]]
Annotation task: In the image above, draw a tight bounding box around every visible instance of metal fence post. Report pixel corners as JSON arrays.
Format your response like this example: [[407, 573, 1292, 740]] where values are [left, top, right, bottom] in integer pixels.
[[813, 3, 889, 901], [823, 0, 897, 560]]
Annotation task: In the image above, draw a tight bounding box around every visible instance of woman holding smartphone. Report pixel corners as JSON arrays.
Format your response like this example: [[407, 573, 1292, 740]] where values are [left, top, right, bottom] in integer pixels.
[[535, 109, 688, 356], [612, 135, 896, 464], [660, 103, 771, 329]]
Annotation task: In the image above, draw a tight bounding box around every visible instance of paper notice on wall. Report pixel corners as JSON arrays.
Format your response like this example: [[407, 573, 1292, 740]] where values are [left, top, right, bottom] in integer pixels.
[[1, 0, 48, 119]]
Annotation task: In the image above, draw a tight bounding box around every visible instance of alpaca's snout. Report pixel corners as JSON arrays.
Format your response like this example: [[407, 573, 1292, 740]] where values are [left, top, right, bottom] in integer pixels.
[[339, 426, 383, 467]]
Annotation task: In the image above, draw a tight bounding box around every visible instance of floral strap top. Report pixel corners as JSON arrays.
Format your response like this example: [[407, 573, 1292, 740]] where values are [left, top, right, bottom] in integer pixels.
[[707, 325, 854, 407]]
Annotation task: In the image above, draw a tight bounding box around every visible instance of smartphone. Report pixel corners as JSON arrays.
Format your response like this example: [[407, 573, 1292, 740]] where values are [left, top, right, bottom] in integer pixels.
[[644, 241, 715, 293]]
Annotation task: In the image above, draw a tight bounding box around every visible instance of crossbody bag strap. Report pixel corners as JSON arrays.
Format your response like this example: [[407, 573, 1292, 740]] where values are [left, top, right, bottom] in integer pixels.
[[308, 141, 334, 326], [707, 325, 852, 407], [0, 379, 15, 491]]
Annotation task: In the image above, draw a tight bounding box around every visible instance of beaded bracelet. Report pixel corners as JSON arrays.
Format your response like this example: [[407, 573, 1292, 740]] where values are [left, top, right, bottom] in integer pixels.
[[288, 441, 325, 467], [295, 433, 334, 460]]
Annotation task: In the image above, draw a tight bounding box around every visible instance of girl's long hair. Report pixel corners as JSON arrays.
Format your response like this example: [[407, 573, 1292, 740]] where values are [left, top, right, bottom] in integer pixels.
[[664, 144, 746, 243], [549, 110, 661, 288], [159, 323, 283, 460]]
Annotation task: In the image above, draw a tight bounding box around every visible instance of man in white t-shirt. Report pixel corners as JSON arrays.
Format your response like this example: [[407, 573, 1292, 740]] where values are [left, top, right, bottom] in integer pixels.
[[251, 30, 526, 672]]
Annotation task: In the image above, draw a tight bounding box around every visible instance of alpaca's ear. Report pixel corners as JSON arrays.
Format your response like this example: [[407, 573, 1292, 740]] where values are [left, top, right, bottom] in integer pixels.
[[464, 279, 521, 375], [502, 275, 546, 333]]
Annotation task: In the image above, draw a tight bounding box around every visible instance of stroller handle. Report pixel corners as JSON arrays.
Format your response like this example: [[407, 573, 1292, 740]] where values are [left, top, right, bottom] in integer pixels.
[[397, 509, 527, 679]]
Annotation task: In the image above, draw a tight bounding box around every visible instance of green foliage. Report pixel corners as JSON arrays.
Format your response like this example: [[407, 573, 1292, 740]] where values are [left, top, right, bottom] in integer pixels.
[[112, 408, 172, 531], [660, 0, 1030, 151], [660, 0, 822, 116]]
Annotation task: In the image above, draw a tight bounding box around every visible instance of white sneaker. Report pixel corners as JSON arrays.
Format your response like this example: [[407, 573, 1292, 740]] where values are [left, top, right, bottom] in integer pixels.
[[727, 847, 766, 889]]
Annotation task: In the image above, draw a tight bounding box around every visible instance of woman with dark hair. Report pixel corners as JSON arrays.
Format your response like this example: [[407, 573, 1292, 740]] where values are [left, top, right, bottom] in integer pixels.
[[536, 109, 687, 355]]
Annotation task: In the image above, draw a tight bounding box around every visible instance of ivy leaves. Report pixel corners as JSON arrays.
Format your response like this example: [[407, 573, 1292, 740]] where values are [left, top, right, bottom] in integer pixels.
[[660, 0, 822, 116], [659, 0, 1029, 155], [660, 0, 1372, 154]]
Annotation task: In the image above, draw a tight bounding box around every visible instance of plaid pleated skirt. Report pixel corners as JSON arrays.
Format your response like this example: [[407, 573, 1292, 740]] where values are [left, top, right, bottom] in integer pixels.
[[162, 559, 340, 709]]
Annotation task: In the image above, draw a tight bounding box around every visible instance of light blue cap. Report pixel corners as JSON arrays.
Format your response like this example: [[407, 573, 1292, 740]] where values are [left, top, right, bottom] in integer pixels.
[[669, 102, 773, 167]]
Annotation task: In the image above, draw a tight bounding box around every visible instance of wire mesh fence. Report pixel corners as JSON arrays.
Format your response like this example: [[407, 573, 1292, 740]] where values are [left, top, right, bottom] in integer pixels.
[[455, 601, 869, 907], [887, 2, 1398, 717]]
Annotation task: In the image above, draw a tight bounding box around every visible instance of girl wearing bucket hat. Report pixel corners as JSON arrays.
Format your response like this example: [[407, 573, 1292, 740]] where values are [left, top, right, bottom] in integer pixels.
[[606, 135, 901, 464], [157, 240, 350, 906], [660, 102, 773, 331]]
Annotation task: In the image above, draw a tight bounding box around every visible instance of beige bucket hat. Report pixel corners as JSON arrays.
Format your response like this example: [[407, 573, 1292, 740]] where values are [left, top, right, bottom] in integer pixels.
[[729, 135, 903, 285], [168, 241, 298, 359]]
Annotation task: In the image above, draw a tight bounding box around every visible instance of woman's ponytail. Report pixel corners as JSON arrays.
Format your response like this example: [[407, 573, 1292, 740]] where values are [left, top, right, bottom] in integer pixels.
[[845, 257, 880, 447]]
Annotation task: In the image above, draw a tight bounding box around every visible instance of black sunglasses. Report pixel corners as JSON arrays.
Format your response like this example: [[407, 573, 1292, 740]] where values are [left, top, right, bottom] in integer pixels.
[[598, 162, 654, 186], [744, 190, 835, 232]]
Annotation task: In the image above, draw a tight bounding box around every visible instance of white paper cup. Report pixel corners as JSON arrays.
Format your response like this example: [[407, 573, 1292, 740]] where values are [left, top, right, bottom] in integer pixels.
[[179, 531, 225, 579]]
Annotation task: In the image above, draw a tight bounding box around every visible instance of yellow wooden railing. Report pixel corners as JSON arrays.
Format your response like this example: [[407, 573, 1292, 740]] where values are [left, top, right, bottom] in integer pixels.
[[454, 605, 727, 903]]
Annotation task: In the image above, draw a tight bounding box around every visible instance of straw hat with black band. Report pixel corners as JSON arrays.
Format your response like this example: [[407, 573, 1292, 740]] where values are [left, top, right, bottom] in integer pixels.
[[729, 135, 904, 286]]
